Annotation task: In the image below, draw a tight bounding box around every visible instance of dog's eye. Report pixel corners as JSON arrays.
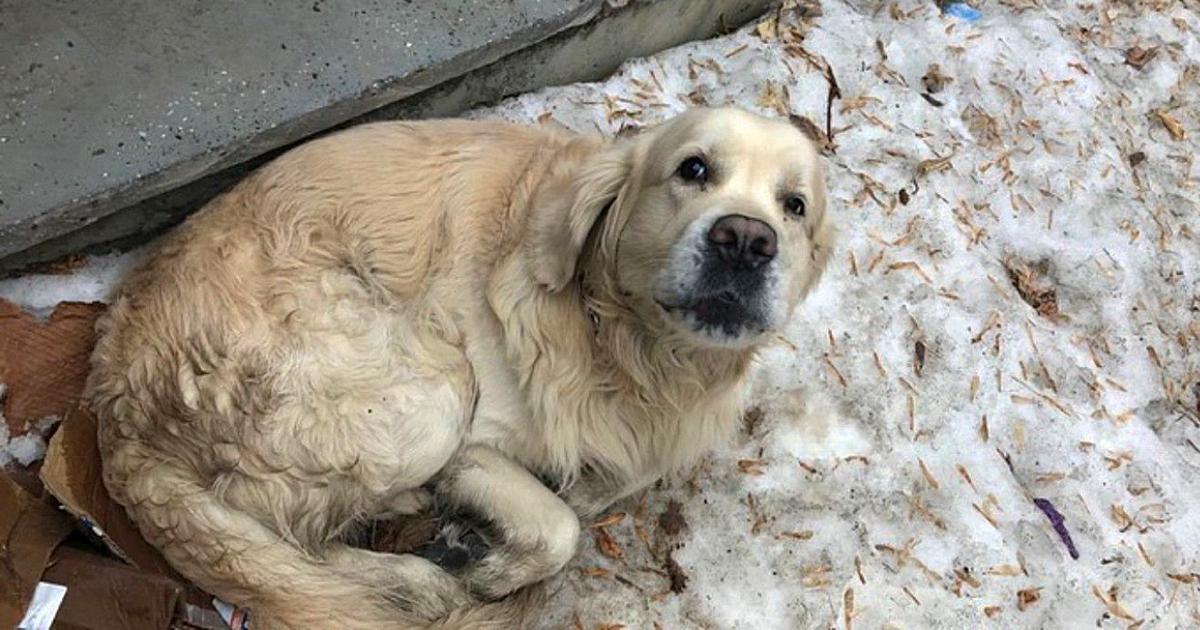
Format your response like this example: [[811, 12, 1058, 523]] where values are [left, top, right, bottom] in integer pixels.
[[677, 157, 709, 184], [784, 195, 807, 217]]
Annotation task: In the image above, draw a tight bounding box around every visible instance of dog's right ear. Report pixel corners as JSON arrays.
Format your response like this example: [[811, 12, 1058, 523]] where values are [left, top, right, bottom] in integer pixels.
[[528, 140, 634, 292]]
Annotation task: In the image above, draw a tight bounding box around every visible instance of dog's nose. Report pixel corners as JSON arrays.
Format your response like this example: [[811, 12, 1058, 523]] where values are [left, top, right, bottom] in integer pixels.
[[707, 215, 777, 268]]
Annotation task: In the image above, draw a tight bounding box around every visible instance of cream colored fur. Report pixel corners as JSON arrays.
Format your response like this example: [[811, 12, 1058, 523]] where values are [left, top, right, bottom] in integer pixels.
[[85, 107, 833, 628]]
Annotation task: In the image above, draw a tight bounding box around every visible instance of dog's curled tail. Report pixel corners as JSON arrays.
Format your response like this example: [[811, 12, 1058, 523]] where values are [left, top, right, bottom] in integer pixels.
[[246, 571, 541, 630], [248, 581, 540, 630], [426, 587, 545, 630]]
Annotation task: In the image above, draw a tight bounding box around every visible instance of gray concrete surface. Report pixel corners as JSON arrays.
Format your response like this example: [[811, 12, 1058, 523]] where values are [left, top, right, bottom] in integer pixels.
[[0, 0, 773, 272], [0, 0, 600, 261]]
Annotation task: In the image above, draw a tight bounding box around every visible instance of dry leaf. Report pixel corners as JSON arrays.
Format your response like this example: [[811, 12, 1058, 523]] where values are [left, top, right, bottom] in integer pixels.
[[593, 527, 624, 560]]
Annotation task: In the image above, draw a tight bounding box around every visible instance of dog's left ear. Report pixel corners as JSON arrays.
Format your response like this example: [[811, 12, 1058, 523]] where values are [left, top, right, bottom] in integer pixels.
[[529, 139, 635, 292]]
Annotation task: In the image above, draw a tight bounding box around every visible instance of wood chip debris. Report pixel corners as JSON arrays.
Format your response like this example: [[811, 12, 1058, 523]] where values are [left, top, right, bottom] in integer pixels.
[[590, 512, 626, 529], [1017, 587, 1042, 611], [1004, 258, 1060, 320], [921, 63, 953, 94], [737, 458, 767, 475], [1156, 110, 1186, 140], [1124, 45, 1158, 70]]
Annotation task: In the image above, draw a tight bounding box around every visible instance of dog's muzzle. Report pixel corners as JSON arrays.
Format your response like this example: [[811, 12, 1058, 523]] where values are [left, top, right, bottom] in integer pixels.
[[659, 214, 780, 342]]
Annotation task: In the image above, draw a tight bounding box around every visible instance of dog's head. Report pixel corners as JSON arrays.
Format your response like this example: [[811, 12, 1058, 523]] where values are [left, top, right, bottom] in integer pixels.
[[532, 107, 834, 348]]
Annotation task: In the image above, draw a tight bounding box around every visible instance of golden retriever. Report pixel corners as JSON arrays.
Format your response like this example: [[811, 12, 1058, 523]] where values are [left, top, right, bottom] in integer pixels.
[[85, 107, 833, 628]]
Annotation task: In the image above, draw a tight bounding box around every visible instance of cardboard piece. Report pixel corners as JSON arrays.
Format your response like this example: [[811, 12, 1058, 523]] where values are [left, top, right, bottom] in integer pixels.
[[1, 296, 217, 630], [39, 406, 181, 579], [40, 545, 183, 630], [0, 472, 75, 628], [0, 299, 105, 435]]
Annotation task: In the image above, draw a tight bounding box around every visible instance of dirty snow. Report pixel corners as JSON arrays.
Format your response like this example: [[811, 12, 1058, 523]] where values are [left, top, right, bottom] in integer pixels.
[[0, 420, 55, 468], [0, 250, 140, 319], [2, 0, 1198, 627]]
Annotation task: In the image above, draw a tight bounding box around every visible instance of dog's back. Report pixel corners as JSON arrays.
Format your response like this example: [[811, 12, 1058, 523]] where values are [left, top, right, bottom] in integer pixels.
[[85, 119, 567, 628]]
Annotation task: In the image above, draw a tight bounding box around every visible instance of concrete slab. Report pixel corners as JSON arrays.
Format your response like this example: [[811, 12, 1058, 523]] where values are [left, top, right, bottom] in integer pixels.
[[0, 0, 600, 260], [0, 0, 773, 271]]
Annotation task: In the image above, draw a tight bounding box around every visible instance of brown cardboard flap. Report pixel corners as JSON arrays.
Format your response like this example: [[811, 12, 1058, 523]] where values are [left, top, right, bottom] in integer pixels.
[[42, 545, 183, 630], [0, 472, 75, 628], [0, 299, 106, 435], [39, 407, 180, 579]]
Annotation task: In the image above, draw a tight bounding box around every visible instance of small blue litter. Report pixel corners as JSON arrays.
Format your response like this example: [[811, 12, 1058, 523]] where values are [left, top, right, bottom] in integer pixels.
[[945, 3, 982, 22]]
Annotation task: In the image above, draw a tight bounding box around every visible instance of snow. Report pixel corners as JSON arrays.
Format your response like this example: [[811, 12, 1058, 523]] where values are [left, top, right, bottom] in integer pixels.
[[0, 250, 140, 318], [0, 383, 60, 467], [2, 425, 51, 467], [2, 0, 1198, 626]]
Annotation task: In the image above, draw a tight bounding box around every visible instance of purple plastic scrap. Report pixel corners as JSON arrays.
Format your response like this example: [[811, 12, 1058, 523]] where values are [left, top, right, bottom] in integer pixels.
[[1033, 498, 1079, 560]]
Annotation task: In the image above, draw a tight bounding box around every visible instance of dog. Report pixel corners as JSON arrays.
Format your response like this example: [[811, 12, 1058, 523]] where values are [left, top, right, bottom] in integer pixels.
[[85, 107, 834, 628]]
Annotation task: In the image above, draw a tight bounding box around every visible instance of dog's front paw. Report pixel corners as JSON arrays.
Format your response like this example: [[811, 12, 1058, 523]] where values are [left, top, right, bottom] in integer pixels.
[[413, 521, 491, 572]]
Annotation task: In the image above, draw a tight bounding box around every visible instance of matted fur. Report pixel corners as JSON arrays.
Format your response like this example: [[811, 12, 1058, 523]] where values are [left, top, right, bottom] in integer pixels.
[[85, 108, 833, 628]]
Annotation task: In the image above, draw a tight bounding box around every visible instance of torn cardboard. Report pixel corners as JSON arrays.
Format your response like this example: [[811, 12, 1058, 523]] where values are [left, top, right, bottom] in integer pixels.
[[0, 472, 75, 628], [40, 406, 181, 579], [4, 433, 188, 630], [0, 299, 105, 436], [1, 295, 216, 629], [41, 545, 183, 630]]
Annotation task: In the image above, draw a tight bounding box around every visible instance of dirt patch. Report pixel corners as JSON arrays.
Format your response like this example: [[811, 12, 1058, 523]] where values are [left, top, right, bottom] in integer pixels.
[[658, 500, 688, 538], [742, 406, 766, 436], [663, 549, 689, 593]]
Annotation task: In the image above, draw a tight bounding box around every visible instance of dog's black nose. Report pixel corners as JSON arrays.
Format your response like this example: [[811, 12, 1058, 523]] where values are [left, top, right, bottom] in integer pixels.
[[707, 215, 777, 269]]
